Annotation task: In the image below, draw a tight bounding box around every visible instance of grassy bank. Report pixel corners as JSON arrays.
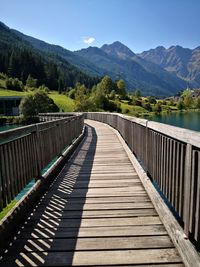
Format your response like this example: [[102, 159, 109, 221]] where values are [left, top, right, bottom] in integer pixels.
[[0, 89, 75, 112], [0, 200, 17, 221]]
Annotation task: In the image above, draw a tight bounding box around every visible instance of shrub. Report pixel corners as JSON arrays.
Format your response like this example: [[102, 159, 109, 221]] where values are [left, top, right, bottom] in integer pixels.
[[147, 96, 157, 104], [0, 73, 8, 80], [38, 84, 49, 93], [5, 77, 24, 91], [132, 97, 142, 106], [68, 89, 76, 99], [177, 99, 185, 110], [123, 108, 129, 114], [19, 90, 59, 117], [142, 102, 152, 112], [154, 103, 162, 114]]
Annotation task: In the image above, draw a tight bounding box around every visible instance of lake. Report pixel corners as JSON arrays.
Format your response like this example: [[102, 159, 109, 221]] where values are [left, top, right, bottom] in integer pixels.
[[0, 124, 23, 132], [150, 111, 200, 132], [0, 112, 200, 132]]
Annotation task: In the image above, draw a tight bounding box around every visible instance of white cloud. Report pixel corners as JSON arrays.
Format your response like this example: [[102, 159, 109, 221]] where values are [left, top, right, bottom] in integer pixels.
[[83, 37, 95, 45]]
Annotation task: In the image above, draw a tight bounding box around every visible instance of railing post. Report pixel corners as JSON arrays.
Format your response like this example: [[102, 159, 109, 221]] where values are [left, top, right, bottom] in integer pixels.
[[34, 124, 42, 180], [145, 121, 149, 172], [183, 143, 192, 237]]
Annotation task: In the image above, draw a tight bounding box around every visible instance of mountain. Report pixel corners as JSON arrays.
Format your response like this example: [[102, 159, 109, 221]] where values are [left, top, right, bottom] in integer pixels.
[[0, 21, 193, 96], [12, 28, 187, 96], [100, 42, 186, 96], [138, 45, 200, 87], [101, 41, 136, 59], [0, 21, 99, 91], [13, 29, 103, 77], [75, 42, 187, 96]]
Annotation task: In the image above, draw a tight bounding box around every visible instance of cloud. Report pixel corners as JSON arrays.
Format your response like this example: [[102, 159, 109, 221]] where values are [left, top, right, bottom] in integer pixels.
[[83, 37, 95, 45]]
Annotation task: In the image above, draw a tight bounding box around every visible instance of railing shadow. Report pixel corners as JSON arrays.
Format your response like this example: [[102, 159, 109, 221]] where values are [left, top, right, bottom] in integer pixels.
[[0, 124, 97, 266]]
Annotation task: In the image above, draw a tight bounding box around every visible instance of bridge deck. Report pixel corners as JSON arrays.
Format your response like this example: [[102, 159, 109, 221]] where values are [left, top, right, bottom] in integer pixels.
[[0, 120, 184, 266]]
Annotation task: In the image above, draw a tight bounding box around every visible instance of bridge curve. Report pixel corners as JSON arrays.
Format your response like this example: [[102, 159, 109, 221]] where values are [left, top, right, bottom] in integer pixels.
[[0, 120, 185, 266]]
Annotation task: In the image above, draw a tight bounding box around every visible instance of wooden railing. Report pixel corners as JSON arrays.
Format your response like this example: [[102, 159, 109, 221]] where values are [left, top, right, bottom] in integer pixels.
[[85, 112, 200, 245], [0, 114, 84, 211]]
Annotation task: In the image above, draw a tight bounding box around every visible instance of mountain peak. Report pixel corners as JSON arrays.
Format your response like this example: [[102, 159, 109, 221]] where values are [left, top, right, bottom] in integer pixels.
[[101, 41, 135, 59], [0, 21, 10, 32], [155, 46, 166, 51], [168, 45, 185, 51]]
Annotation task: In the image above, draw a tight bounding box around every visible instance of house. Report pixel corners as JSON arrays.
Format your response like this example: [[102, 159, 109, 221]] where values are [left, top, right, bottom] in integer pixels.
[[0, 96, 22, 116]]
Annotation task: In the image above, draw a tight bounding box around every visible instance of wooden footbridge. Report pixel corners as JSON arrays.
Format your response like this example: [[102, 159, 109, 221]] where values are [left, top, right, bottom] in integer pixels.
[[0, 113, 200, 266]]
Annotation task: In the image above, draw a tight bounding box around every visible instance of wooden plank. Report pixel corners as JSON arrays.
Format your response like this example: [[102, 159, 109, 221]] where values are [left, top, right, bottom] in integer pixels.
[[38, 195, 151, 204], [183, 144, 192, 236], [4, 249, 182, 266], [29, 208, 158, 219], [68, 173, 139, 179], [113, 121, 200, 267], [194, 151, 200, 241], [179, 143, 185, 218], [52, 180, 142, 188], [0, 118, 187, 267], [10, 235, 174, 252], [18, 225, 168, 239], [175, 142, 180, 212], [35, 202, 154, 211], [25, 216, 162, 228]]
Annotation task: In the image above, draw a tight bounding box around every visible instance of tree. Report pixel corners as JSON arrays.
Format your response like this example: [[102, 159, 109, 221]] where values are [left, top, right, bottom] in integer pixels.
[[74, 84, 95, 111], [184, 95, 193, 109], [142, 102, 152, 112], [116, 79, 126, 98], [68, 88, 76, 99], [154, 103, 162, 114], [38, 84, 49, 93], [26, 74, 37, 88], [8, 51, 15, 77], [98, 76, 114, 94], [195, 97, 200, 109], [177, 99, 185, 110], [147, 96, 157, 104], [5, 77, 23, 91], [169, 99, 175, 106], [90, 83, 121, 112], [135, 89, 141, 98], [58, 78, 63, 94], [109, 90, 116, 100], [19, 90, 59, 117], [131, 96, 142, 106], [92, 83, 106, 109]]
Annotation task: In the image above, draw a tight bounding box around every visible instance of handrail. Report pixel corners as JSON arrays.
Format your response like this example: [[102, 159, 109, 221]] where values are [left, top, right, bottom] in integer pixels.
[[0, 114, 84, 211], [86, 112, 200, 147], [84, 112, 200, 245]]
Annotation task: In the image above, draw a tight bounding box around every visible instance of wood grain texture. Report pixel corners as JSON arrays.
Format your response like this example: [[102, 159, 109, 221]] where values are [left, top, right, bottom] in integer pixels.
[[0, 120, 184, 266]]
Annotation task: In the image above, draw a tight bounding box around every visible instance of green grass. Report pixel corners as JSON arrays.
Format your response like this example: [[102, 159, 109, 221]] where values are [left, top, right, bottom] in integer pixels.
[[0, 88, 75, 112], [0, 200, 18, 221], [49, 92, 75, 112], [0, 88, 28, 96], [116, 100, 147, 116]]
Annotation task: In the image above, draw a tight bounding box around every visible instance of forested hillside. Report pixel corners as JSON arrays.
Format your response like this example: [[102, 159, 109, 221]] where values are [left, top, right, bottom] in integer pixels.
[[0, 22, 99, 91]]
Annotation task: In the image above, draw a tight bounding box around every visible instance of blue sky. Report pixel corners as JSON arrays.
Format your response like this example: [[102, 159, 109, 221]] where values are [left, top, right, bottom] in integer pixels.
[[1, 0, 200, 52]]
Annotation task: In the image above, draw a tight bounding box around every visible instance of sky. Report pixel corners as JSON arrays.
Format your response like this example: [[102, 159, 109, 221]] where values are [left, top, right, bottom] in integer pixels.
[[1, 0, 200, 53]]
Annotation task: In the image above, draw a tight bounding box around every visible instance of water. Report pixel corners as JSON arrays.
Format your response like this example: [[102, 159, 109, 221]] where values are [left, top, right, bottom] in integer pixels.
[[0, 124, 23, 132], [150, 111, 200, 132]]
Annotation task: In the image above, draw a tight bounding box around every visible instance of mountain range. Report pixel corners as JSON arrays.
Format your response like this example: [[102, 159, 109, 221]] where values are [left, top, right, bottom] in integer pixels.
[[1, 21, 200, 96], [0, 22, 99, 90], [139, 45, 200, 87]]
